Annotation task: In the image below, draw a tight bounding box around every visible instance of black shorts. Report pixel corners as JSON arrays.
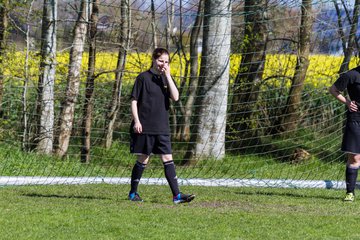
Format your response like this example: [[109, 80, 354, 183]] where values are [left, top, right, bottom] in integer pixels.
[[342, 120, 360, 154], [130, 134, 172, 155]]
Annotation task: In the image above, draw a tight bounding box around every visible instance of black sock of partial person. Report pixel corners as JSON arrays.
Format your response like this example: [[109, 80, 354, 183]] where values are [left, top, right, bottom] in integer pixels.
[[130, 161, 146, 194], [163, 161, 180, 196], [346, 166, 358, 194]]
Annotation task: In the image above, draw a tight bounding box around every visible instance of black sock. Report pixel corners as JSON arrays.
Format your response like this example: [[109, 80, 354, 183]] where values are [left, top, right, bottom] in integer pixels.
[[130, 161, 146, 194], [346, 165, 358, 194], [163, 161, 180, 196]]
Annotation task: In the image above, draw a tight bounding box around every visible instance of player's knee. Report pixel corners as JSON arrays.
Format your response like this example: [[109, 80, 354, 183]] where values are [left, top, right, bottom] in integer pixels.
[[161, 154, 173, 162], [137, 154, 150, 164], [347, 154, 360, 167]]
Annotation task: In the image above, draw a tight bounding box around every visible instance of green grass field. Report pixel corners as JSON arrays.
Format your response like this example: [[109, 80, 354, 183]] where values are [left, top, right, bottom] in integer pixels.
[[0, 183, 358, 240], [0, 127, 351, 239]]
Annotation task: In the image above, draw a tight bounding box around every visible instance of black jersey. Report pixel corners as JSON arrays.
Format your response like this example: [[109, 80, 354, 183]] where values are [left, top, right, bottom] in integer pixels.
[[334, 66, 360, 120], [130, 70, 172, 134]]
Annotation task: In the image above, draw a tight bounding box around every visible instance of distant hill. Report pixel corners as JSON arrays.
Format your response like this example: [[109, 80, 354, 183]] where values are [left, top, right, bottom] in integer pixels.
[[314, 8, 360, 55]]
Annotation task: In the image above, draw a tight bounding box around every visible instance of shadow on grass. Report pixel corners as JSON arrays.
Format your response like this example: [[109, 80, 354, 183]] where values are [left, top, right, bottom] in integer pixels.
[[233, 189, 341, 200], [22, 193, 110, 200]]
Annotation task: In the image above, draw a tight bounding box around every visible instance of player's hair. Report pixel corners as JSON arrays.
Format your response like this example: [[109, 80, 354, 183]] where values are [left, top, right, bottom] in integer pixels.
[[151, 48, 170, 67]]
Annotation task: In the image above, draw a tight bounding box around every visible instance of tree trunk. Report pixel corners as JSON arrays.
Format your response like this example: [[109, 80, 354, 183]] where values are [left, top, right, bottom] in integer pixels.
[[0, 0, 8, 118], [35, 0, 57, 154], [54, 0, 88, 157], [227, 0, 268, 148], [333, 0, 346, 53], [165, 0, 174, 49], [22, 0, 35, 151], [338, 0, 359, 74], [104, 0, 130, 149], [276, 0, 313, 133], [171, 0, 185, 138], [181, 0, 203, 141], [151, 0, 157, 49], [184, 0, 231, 163], [81, 0, 99, 163]]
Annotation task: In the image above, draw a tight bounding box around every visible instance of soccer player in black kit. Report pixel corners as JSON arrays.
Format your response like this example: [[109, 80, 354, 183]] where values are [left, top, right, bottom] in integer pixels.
[[128, 48, 195, 204], [329, 66, 360, 201]]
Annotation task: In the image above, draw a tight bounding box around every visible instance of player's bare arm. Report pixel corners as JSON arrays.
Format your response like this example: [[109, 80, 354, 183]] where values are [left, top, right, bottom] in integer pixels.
[[329, 85, 358, 112], [162, 64, 179, 101], [131, 99, 142, 133]]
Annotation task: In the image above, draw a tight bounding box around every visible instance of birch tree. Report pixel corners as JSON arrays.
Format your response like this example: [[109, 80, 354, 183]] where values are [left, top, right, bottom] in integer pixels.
[[35, 0, 57, 154], [22, 0, 35, 151], [81, 0, 98, 163], [184, 0, 231, 163], [54, 0, 88, 157], [0, 0, 8, 118], [104, 0, 131, 149]]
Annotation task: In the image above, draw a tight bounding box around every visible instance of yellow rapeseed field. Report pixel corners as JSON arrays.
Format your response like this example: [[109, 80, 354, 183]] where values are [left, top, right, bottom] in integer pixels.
[[2, 51, 359, 89]]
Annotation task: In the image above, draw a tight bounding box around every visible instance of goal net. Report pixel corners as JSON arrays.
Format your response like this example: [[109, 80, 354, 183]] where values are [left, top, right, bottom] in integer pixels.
[[0, 0, 357, 188]]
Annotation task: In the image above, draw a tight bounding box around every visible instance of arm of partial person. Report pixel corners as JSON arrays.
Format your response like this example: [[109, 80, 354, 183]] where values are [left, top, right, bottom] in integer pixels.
[[329, 84, 358, 112]]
